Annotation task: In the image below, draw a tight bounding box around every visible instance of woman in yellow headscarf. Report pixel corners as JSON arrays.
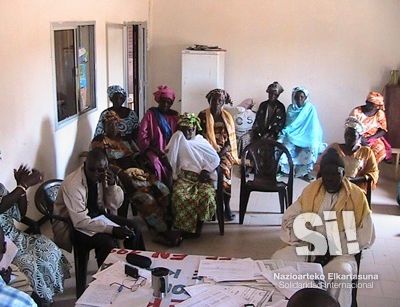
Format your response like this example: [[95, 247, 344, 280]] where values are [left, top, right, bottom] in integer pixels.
[[198, 89, 239, 221], [349, 91, 391, 163]]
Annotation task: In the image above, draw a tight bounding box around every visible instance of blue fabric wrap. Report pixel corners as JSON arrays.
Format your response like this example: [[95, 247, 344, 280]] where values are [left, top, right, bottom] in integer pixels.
[[280, 87, 324, 154], [152, 108, 173, 141]]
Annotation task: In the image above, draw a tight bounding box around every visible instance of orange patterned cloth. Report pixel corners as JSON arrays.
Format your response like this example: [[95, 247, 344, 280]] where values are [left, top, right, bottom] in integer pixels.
[[350, 106, 389, 163]]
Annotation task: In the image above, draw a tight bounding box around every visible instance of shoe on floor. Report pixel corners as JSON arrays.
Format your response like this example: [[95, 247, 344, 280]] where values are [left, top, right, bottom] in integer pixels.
[[300, 174, 315, 182], [224, 213, 236, 221]]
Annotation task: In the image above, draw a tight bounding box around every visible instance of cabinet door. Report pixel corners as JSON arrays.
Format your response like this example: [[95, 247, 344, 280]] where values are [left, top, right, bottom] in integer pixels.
[[181, 52, 224, 114]]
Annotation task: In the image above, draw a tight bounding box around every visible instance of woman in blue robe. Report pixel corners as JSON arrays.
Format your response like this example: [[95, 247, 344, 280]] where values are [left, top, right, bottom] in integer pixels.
[[278, 87, 326, 181]]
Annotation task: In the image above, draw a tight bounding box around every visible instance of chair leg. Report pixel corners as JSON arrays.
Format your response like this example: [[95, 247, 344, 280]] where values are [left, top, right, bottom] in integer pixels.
[[287, 185, 293, 207], [74, 247, 90, 298], [216, 193, 224, 236], [278, 190, 285, 214], [351, 252, 362, 307], [239, 189, 251, 224], [284, 190, 288, 210]]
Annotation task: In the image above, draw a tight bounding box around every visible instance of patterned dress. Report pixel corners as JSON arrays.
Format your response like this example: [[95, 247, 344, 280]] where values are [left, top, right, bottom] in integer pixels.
[[350, 107, 390, 163], [172, 170, 216, 233], [198, 111, 237, 196], [95, 107, 139, 140], [0, 184, 71, 302]]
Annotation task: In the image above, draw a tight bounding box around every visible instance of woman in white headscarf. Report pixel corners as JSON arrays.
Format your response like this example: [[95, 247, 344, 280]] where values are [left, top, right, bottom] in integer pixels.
[[315, 116, 379, 192]]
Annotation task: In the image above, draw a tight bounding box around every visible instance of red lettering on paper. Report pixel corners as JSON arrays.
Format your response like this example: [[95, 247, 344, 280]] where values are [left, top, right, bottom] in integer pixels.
[[170, 254, 187, 260], [146, 298, 161, 307]]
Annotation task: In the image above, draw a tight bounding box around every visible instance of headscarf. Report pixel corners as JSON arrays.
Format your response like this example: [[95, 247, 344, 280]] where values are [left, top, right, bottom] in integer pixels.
[[344, 116, 364, 134], [206, 89, 233, 106], [107, 85, 127, 100], [177, 113, 202, 131], [266, 81, 284, 95], [366, 91, 385, 110], [280, 86, 325, 155], [286, 86, 311, 125], [153, 85, 176, 103]]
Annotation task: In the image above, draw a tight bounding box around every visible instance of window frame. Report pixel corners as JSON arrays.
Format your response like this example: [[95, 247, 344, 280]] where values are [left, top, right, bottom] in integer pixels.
[[51, 21, 98, 130]]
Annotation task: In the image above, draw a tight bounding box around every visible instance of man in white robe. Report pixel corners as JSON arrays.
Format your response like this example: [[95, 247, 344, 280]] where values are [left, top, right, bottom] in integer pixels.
[[272, 148, 375, 307]]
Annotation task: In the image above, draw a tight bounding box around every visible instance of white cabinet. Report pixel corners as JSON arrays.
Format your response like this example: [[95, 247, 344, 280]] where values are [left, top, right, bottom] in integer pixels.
[[181, 50, 225, 114]]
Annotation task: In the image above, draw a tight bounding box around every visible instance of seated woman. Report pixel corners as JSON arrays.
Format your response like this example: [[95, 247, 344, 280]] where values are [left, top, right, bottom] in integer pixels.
[[91, 111, 149, 171], [166, 113, 220, 237], [95, 85, 139, 142], [349, 91, 391, 163], [272, 148, 375, 307], [0, 165, 71, 303], [316, 116, 379, 192], [124, 170, 182, 247], [253, 81, 286, 141], [198, 89, 239, 221], [278, 86, 325, 181], [137, 85, 179, 185]]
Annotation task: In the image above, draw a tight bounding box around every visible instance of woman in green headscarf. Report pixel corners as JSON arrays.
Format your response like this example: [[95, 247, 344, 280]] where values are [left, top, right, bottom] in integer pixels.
[[166, 113, 220, 237]]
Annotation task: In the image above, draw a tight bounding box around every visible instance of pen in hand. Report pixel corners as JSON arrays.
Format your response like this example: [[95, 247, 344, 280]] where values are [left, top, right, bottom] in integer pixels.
[[110, 284, 124, 304]]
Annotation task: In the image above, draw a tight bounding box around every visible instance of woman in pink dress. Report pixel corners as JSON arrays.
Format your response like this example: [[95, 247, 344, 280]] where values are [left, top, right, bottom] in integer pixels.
[[137, 85, 179, 185]]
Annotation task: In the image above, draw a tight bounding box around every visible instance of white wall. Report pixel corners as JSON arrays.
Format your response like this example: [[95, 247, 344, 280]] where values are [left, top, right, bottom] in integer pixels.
[[0, 0, 149, 217], [149, 0, 400, 143]]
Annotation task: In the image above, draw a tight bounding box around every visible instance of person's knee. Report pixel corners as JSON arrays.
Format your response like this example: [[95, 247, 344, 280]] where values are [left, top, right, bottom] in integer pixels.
[[324, 260, 354, 276], [272, 246, 305, 261]]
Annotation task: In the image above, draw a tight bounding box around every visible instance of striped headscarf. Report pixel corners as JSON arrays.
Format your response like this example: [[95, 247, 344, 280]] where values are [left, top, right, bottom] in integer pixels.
[[366, 91, 385, 110], [206, 89, 233, 106], [107, 85, 127, 100], [178, 113, 202, 131]]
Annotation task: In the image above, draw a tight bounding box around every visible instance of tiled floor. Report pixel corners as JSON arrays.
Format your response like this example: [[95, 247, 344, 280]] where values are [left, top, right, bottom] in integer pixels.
[[50, 163, 400, 306]]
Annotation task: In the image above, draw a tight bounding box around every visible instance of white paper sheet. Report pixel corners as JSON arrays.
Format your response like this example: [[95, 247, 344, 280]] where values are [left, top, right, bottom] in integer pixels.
[[75, 284, 122, 307], [198, 259, 256, 282], [262, 266, 324, 299], [0, 237, 18, 269], [91, 260, 151, 288], [296, 262, 324, 275], [225, 285, 274, 306], [184, 283, 212, 297], [256, 259, 285, 273], [177, 287, 247, 307], [77, 215, 120, 237]]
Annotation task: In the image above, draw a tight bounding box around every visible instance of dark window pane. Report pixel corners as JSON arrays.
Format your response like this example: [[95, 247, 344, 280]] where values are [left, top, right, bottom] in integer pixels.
[[54, 29, 77, 122]]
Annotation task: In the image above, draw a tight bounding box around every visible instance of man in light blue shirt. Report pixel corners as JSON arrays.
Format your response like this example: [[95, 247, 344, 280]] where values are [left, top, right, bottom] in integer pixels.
[[0, 228, 36, 307]]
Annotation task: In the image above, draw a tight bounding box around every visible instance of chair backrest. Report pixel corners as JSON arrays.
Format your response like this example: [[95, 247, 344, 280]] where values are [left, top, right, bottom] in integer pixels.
[[34, 179, 63, 217], [241, 138, 294, 181], [349, 176, 372, 208]]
